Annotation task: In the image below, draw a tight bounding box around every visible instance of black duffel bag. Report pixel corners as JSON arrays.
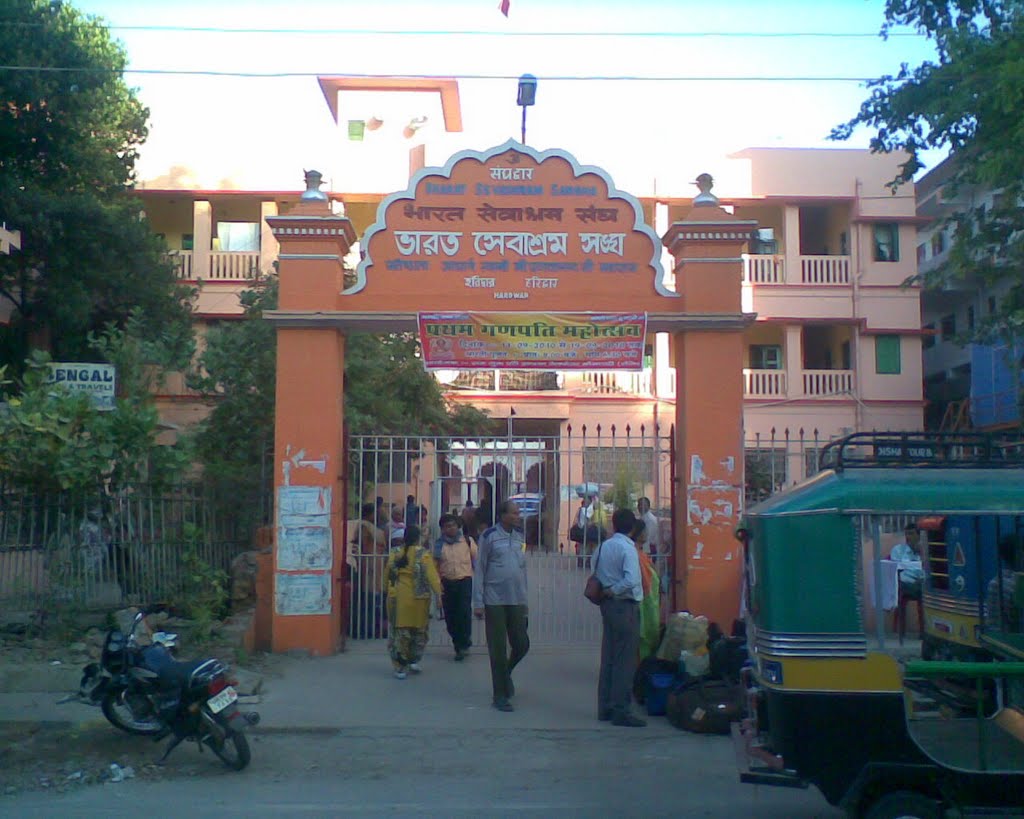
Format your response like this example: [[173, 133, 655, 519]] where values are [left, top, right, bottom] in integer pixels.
[[666, 678, 743, 735]]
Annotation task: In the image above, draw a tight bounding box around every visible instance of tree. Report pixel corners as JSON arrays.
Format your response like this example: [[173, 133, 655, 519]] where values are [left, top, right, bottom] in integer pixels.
[[189, 276, 489, 512], [0, 319, 189, 493], [0, 0, 193, 369], [832, 2, 1024, 342]]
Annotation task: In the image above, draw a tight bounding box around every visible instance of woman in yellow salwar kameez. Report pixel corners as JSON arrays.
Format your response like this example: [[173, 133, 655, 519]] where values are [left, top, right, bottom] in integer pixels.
[[383, 525, 442, 679], [630, 520, 661, 659]]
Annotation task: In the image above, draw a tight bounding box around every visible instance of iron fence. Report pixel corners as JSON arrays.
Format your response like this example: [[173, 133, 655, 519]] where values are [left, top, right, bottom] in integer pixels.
[[346, 425, 675, 644], [0, 484, 256, 612]]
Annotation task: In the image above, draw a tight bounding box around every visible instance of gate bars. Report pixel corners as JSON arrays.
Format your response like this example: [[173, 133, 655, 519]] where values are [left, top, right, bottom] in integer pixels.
[[346, 424, 674, 646]]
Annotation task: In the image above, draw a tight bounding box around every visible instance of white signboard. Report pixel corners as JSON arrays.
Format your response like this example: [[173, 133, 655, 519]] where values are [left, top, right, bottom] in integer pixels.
[[275, 572, 331, 615], [277, 486, 333, 570], [47, 363, 116, 411]]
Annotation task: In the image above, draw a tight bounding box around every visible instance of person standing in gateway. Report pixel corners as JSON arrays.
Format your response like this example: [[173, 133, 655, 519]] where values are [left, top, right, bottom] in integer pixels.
[[473, 500, 530, 712], [594, 508, 646, 727]]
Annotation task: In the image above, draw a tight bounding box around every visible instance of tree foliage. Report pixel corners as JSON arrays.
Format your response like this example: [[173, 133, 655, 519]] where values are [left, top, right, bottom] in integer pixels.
[[189, 277, 489, 507], [833, 3, 1024, 339], [0, 319, 189, 493], [0, 0, 193, 369]]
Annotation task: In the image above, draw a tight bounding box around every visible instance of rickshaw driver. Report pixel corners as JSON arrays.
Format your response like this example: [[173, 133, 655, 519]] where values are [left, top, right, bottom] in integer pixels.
[[890, 523, 924, 601]]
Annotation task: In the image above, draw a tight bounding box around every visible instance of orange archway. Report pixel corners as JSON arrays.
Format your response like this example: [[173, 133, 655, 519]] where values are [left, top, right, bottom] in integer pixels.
[[265, 142, 753, 655]]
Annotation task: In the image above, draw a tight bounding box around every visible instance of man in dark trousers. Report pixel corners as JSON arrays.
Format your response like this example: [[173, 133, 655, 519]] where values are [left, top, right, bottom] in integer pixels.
[[434, 513, 478, 661], [594, 508, 645, 727], [473, 500, 529, 712]]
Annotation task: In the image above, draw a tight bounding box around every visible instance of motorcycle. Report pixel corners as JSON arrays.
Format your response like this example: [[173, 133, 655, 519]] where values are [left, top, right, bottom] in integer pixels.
[[64, 604, 259, 771]]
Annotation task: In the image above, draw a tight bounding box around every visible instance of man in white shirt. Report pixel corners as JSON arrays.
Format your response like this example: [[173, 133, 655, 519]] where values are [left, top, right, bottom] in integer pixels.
[[593, 508, 645, 727], [637, 497, 659, 557], [890, 524, 925, 600]]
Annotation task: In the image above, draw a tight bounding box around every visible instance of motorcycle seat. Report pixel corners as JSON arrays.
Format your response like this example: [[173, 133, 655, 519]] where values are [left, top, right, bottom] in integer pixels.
[[139, 646, 209, 689]]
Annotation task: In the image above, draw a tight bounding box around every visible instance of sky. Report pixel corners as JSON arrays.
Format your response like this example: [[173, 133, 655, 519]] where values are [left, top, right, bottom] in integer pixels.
[[72, 0, 942, 197]]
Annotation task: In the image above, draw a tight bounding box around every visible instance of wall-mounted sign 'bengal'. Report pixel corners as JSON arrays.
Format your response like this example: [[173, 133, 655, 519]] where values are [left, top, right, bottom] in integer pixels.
[[418, 311, 647, 370], [351, 140, 673, 302]]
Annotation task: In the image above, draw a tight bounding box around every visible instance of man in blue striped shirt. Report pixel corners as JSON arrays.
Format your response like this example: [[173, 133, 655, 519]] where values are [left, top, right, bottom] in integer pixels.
[[593, 508, 645, 727]]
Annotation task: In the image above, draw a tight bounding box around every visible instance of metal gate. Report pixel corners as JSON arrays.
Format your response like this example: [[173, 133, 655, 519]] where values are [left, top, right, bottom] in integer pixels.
[[346, 425, 674, 646]]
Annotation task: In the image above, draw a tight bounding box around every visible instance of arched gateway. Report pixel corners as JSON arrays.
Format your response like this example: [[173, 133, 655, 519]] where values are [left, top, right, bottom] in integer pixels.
[[265, 141, 754, 655]]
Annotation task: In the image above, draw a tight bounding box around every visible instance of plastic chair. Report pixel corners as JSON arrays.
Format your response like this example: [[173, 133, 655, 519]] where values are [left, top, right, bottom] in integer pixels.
[[894, 569, 924, 644]]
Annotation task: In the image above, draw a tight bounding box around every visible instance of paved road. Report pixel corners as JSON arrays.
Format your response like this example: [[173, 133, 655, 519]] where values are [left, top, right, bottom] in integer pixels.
[[3, 728, 841, 818], [1, 644, 841, 818]]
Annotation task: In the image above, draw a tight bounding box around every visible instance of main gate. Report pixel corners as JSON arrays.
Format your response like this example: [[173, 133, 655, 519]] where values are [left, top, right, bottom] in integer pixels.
[[346, 426, 674, 646], [266, 140, 752, 655]]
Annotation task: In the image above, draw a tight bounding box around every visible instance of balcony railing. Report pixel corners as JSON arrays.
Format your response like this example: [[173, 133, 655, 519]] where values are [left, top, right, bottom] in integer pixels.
[[170, 250, 262, 281], [803, 369, 855, 397], [742, 254, 785, 284], [577, 371, 653, 396], [170, 251, 193, 279], [800, 255, 850, 285], [743, 368, 786, 397], [742, 254, 852, 286]]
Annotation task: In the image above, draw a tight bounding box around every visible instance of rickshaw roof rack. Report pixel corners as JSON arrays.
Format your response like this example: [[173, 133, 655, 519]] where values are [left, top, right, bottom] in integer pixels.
[[819, 431, 1024, 472]]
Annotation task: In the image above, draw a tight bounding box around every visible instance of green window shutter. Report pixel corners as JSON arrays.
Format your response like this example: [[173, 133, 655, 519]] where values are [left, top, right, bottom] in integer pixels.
[[875, 335, 901, 374]]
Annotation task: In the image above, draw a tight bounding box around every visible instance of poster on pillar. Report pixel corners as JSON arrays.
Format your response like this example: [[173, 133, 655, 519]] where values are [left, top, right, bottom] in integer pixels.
[[275, 572, 331, 616], [277, 486, 333, 570], [418, 311, 646, 370]]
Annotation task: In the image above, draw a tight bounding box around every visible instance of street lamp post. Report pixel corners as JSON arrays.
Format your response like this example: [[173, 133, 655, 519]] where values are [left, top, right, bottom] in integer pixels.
[[517, 74, 537, 145]]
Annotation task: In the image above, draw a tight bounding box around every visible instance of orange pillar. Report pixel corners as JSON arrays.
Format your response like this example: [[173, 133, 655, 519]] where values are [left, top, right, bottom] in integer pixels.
[[663, 177, 755, 629], [266, 185, 356, 655]]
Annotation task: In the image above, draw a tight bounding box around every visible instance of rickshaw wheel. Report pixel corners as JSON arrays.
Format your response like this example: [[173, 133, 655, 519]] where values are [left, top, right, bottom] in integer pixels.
[[863, 790, 940, 819]]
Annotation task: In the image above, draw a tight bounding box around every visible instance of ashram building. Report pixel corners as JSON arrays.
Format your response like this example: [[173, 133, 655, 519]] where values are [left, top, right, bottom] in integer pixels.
[[140, 147, 925, 496], [128, 78, 929, 648]]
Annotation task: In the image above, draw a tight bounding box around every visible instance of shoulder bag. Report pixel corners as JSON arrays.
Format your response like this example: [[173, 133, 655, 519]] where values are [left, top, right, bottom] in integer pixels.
[[584, 544, 604, 605]]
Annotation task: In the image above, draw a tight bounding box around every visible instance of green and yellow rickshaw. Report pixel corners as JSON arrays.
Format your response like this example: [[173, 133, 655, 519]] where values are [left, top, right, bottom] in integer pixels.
[[734, 432, 1024, 819]]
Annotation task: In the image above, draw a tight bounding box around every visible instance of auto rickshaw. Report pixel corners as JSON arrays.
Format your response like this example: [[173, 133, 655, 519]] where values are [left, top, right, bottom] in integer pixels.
[[733, 432, 1024, 818], [918, 514, 1021, 661]]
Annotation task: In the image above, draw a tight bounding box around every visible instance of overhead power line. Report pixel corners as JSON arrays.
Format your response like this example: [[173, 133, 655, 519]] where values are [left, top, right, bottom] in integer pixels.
[[0, 21, 922, 39], [0, 66, 881, 82]]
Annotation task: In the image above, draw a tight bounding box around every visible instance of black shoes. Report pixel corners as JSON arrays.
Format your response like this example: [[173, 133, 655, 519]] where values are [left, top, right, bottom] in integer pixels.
[[493, 698, 514, 712], [611, 714, 647, 727], [598, 711, 611, 722], [454, 649, 466, 662]]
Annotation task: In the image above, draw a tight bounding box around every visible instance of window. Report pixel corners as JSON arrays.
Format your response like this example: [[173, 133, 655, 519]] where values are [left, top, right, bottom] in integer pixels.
[[930, 231, 947, 255], [967, 306, 976, 331], [749, 344, 782, 370], [215, 222, 260, 252], [181, 233, 194, 251], [941, 314, 956, 341], [875, 335, 901, 374], [922, 324, 936, 350], [873, 223, 900, 262], [917, 244, 927, 265]]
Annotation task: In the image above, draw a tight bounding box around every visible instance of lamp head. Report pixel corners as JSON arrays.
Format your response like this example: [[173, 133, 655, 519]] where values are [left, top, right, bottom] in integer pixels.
[[517, 74, 537, 107]]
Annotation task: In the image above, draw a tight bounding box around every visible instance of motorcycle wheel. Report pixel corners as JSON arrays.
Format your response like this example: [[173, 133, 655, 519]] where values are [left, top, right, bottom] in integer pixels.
[[208, 730, 251, 771], [101, 689, 164, 736]]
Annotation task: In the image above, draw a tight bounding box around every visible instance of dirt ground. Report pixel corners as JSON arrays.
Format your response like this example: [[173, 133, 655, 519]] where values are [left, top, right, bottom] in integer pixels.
[[0, 626, 286, 798], [0, 720, 256, 797]]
